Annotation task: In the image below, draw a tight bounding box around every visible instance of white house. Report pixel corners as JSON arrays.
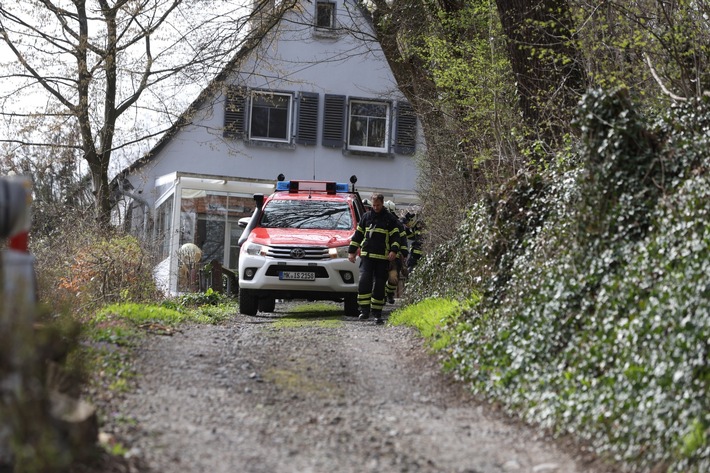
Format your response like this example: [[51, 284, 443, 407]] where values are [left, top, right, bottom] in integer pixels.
[[112, 0, 423, 295]]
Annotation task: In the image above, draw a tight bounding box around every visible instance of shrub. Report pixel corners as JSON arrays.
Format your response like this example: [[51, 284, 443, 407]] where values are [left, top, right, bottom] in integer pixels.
[[33, 216, 158, 314]]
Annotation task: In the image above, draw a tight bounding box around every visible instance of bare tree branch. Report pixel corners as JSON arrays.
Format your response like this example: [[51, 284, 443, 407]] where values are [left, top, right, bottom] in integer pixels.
[[643, 52, 688, 102], [0, 0, 295, 226]]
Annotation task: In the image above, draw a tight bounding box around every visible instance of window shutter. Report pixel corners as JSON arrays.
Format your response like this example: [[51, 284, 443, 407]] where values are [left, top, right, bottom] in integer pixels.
[[296, 92, 319, 145], [394, 101, 417, 155], [322, 94, 346, 148], [224, 86, 247, 138]]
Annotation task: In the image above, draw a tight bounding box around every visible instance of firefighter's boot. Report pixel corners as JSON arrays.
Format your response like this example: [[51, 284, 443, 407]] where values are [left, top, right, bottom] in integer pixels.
[[358, 307, 370, 320], [373, 311, 384, 325]]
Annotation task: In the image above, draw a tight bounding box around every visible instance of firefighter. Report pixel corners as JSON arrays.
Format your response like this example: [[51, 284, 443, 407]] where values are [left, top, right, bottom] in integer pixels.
[[383, 200, 408, 304], [348, 193, 401, 324], [403, 212, 424, 272]]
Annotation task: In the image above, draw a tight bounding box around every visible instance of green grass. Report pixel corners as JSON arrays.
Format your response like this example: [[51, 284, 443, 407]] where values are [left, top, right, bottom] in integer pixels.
[[78, 298, 237, 403], [95, 301, 234, 326], [388, 297, 471, 351]]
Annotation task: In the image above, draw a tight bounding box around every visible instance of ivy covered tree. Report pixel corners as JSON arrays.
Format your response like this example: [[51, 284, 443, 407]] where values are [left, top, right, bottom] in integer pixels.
[[363, 0, 710, 247]]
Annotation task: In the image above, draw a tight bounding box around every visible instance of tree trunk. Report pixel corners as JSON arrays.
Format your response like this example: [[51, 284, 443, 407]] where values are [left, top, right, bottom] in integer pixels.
[[88, 157, 112, 229], [494, 0, 584, 146], [369, 1, 478, 244]]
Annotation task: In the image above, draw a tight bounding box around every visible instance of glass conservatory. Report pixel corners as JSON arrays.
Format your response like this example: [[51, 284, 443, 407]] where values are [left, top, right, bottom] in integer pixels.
[[149, 172, 275, 295]]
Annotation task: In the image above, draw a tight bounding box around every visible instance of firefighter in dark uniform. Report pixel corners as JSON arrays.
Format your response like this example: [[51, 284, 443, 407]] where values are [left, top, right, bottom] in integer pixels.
[[403, 212, 424, 272], [384, 200, 408, 304], [348, 193, 401, 324]]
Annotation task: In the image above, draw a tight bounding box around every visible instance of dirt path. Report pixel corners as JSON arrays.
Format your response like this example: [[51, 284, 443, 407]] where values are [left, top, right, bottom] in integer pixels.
[[96, 301, 620, 473]]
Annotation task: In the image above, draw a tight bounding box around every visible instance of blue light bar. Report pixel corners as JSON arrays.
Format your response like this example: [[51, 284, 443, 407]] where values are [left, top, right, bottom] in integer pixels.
[[275, 180, 350, 193]]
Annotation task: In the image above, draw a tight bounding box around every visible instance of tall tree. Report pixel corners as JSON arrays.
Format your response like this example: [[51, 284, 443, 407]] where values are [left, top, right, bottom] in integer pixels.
[[494, 0, 584, 148], [0, 0, 294, 226], [365, 0, 521, 245]]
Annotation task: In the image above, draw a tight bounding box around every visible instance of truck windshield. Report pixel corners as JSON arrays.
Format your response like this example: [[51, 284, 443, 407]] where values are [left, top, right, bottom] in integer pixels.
[[260, 200, 353, 230]]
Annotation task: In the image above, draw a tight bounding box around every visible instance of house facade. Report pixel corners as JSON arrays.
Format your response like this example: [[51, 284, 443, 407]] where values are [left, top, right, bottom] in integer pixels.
[[112, 0, 423, 294]]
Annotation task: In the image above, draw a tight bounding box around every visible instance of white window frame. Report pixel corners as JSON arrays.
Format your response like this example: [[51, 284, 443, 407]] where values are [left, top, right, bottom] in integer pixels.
[[315, 2, 336, 29], [248, 91, 293, 143], [347, 99, 390, 153]]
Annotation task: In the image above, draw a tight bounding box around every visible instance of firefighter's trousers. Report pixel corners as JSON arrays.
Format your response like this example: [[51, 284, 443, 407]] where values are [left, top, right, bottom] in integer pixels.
[[357, 257, 389, 314]]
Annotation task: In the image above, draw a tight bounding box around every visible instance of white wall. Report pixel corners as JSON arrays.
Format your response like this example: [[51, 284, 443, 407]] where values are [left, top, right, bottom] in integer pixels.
[[127, 0, 422, 210]]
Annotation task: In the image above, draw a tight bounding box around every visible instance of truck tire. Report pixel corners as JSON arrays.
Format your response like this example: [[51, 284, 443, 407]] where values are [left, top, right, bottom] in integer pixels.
[[258, 297, 276, 313], [239, 288, 258, 316], [344, 293, 359, 317]]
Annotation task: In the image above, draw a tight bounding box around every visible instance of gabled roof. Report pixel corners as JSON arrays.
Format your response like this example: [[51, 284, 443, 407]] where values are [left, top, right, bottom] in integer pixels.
[[114, 1, 374, 189], [113, 6, 292, 186]]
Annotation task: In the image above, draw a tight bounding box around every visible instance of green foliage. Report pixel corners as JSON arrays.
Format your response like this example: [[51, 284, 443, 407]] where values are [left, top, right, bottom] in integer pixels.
[[569, 1, 710, 112], [405, 170, 552, 305], [96, 299, 233, 326], [402, 0, 523, 249], [413, 89, 710, 472]]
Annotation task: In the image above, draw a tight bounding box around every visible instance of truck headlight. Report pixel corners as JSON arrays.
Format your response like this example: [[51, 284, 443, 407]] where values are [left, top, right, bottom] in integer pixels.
[[244, 243, 270, 256], [329, 246, 350, 259]]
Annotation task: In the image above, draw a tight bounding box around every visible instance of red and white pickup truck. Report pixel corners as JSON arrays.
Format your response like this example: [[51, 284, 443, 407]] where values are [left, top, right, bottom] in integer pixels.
[[237, 177, 365, 316]]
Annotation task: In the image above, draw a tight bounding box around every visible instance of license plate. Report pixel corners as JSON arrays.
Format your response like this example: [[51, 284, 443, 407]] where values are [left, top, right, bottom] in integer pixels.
[[279, 271, 315, 281]]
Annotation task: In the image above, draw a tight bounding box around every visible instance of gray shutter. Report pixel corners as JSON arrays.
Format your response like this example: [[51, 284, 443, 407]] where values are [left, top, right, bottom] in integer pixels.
[[296, 92, 319, 145], [394, 101, 417, 155], [224, 86, 247, 138], [322, 94, 346, 148]]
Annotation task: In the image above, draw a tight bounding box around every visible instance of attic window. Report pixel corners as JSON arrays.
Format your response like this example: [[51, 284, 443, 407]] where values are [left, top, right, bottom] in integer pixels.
[[315, 2, 335, 29]]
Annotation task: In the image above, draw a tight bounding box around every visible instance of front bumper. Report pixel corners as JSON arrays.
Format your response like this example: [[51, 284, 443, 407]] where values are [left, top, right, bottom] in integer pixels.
[[239, 254, 359, 294]]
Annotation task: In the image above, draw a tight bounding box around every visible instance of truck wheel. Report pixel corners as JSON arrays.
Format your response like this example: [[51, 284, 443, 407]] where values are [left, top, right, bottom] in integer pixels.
[[239, 288, 258, 316], [258, 297, 276, 313], [344, 294, 359, 317]]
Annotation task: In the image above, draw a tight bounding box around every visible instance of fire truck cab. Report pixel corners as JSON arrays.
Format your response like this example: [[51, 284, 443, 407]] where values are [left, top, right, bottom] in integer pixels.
[[237, 176, 365, 316]]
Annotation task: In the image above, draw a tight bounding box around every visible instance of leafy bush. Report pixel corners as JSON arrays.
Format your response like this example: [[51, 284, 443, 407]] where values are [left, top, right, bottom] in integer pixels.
[[33, 216, 158, 313], [404, 170, 554, 305], [161, 288, 229, 310], [412, 89, 709, 472]]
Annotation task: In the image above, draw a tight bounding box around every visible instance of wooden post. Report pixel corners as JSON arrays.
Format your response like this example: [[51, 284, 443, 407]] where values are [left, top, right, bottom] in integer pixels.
[[209, 259, 223, 293]]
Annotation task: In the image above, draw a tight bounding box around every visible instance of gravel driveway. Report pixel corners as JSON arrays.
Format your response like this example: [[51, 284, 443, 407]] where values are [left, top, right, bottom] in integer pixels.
[[95, 301, 622, 473]]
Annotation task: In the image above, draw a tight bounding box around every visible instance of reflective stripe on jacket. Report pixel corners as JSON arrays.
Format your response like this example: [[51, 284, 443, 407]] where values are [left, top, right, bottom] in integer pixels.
[[349, 209, 401, 259]]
